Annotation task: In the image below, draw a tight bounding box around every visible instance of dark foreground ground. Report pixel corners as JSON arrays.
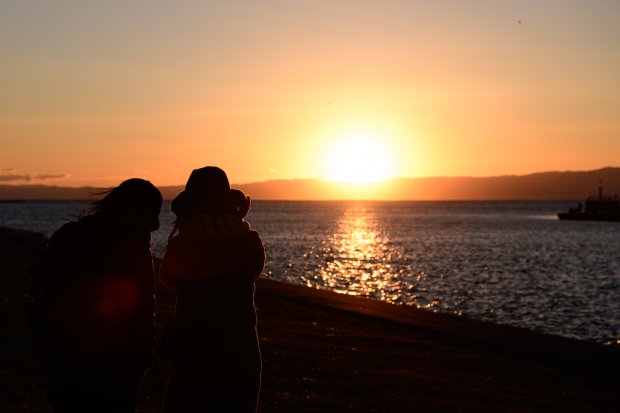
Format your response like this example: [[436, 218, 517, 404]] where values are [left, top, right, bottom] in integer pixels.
[[0, 227, 618, 412]]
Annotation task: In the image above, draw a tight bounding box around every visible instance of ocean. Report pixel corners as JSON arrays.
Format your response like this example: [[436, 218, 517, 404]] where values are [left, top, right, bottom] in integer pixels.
[[1, 200, 618, 345]]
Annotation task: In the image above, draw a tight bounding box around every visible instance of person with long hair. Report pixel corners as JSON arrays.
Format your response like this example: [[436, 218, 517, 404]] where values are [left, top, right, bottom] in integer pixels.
[[159, 166, 265, 412], [30, 178, 162, 412]]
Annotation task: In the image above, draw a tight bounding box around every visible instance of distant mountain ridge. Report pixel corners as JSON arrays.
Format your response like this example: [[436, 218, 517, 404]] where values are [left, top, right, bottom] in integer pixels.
[[1, 167, 619, 201]]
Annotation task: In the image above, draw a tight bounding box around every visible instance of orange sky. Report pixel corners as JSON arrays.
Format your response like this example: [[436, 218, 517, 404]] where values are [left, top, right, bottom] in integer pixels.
[[1, 1, 619, 188]]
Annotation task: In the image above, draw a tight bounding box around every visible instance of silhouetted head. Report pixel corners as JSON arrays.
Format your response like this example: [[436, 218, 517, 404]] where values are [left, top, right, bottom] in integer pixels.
[[92, 178, 163, 232], [172, 166, 249, 217]]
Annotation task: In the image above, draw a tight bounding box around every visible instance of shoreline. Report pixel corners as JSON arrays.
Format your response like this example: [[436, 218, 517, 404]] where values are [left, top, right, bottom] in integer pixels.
[[255, 277, 617, 367], [1, 226, 618, 412]]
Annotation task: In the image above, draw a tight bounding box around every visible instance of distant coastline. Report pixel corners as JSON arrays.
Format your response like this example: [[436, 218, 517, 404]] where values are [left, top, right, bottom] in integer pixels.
[[1, 167, 619, 201]]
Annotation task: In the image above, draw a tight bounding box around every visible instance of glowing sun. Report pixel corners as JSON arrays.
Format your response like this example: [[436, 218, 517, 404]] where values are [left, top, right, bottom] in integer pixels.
[[322, 133, 396, 184]]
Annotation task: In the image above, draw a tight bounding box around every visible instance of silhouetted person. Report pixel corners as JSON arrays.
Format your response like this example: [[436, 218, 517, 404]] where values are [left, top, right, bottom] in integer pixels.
[[159, 166, 265, 413], [30, 178, 162, 413]]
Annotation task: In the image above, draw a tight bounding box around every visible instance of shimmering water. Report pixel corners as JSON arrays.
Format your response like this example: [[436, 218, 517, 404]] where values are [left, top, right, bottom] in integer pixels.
[[1, 200, 618, 344]]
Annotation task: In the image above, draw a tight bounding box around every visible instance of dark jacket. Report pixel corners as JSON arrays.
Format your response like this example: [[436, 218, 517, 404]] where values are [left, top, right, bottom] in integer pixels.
[[159, 223, 265, 364], [31, 215, 155, 375]]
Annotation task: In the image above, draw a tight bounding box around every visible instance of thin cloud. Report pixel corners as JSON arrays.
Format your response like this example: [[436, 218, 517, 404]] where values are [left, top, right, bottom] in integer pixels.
[[0, 173, 30, 182], [34, 173, 68, 180], [0, 171, 68, 182]]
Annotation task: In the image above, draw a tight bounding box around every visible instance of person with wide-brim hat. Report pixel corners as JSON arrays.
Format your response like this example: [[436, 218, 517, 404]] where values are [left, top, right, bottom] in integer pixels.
[[160, 166, 265, 413]]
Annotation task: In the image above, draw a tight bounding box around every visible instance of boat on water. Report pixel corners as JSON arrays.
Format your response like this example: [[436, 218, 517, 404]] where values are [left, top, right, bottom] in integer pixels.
[[558, 182, 620, 221]]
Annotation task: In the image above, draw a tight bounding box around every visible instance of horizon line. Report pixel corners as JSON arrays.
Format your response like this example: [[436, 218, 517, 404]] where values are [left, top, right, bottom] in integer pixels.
[[1, 166, 618, 189]]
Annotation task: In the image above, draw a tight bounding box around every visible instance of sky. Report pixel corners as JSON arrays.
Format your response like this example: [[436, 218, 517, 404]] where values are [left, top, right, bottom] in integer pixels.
[[1, 0, 619, 187]]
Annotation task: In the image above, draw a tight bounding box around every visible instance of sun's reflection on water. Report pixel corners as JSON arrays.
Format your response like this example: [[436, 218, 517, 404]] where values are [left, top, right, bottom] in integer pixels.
[[301, 205, 412, 304]]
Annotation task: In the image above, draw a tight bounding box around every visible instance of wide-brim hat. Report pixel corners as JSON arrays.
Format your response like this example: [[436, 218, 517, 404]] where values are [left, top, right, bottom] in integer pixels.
[[171, 166, 231, 216]]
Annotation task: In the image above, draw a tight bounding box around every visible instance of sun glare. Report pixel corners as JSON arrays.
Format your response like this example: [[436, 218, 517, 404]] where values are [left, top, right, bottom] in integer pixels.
[[323, 133, 396, 184]]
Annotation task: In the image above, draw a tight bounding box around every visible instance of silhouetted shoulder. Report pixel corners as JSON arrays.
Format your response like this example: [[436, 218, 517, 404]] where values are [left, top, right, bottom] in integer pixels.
[[44, 220, 91, 269], [161, 228, 264, 284], [47, 217, 95, 252], [246, 229, 263, 247], [47, 221, 80, 248]]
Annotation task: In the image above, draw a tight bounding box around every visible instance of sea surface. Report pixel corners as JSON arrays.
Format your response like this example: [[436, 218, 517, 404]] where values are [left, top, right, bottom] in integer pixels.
[[1, 200, 618, 345]]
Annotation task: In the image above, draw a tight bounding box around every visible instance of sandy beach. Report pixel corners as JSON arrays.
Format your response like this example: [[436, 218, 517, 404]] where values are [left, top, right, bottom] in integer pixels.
[[0, 226, 618, 412]]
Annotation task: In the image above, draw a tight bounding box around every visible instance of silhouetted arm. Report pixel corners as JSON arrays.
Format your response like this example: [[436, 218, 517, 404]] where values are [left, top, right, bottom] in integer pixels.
[[243, 230, 265, 280]]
